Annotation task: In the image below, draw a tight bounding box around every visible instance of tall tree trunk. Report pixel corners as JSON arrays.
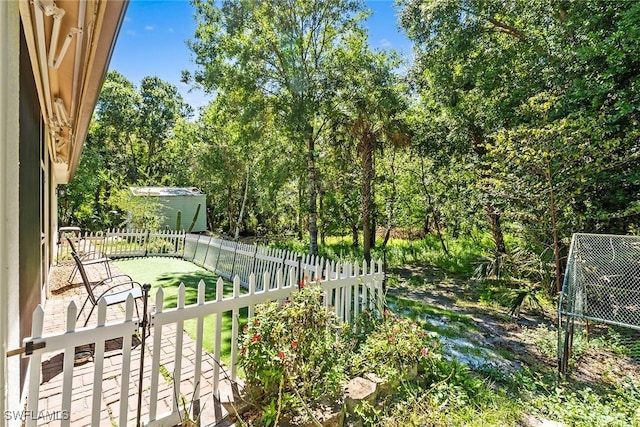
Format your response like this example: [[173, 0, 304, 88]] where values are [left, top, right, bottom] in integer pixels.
[[352, 223, 359, 248], [319, 189, 325, 246], [546, 167, 562, 293], [433, 210, 449, 256], [297, 180, 304, 240], [360, 134, 374, 265], [485, 203, 507, 255], [234, 168, 250, 240], [307, 131, 319, 256]]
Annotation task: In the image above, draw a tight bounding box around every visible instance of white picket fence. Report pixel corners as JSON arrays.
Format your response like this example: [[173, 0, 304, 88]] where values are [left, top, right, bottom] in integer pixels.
[[60, 229, 334, 291], [58, 228, 186, 260], [29, 231, 385, 426], [184, 234, 331, 290]]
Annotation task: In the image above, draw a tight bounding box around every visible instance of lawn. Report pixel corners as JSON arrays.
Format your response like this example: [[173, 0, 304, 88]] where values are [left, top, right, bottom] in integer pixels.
[[114, 257, 247, 364]]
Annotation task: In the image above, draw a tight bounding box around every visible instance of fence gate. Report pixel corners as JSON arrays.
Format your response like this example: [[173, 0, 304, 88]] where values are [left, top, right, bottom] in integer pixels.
[[558, 233, 640, 375]]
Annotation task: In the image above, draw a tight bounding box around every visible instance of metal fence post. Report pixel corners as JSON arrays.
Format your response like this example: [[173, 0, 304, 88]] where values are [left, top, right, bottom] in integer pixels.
[[136, 283, 152, 427]]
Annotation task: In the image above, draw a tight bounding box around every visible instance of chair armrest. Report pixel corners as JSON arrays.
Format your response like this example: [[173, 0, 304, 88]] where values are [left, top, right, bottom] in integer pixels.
[[91, 274, 134, 290], [78, 251, 110, 261], [79, 256, 112, 266], [93, 280, 143, 302]]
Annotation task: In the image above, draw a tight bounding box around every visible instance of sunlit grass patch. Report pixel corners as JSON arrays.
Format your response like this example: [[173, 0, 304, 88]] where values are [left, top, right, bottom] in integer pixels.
[[114, 257, 248, 364]]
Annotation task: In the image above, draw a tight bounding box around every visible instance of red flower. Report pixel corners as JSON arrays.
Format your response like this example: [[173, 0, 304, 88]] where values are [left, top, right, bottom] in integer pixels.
[[277, 351, 285, 361], [251, 334, 261, 343], [241, 347, 247, 356], [291, 341, 298, 349], [420, 347, 428, 356], [243, 324, 248, 331]]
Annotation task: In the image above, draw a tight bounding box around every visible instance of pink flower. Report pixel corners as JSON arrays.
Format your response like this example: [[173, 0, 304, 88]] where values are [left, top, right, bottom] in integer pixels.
[[389, 337, 396, 343], [420, 347, 428, 356]]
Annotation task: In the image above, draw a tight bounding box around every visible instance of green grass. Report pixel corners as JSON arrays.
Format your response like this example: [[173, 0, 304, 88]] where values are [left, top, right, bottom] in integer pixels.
[[270, 230, 496, 276], [114, 257, 247, 365]]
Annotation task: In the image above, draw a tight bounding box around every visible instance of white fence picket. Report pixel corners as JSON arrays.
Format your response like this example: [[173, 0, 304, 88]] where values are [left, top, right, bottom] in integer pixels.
[[60, 302, 76, 427], [26, 306, 44, 427]]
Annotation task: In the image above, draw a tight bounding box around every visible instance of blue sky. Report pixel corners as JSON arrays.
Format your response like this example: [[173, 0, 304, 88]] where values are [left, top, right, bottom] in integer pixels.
[[108, 0, 413, 111]]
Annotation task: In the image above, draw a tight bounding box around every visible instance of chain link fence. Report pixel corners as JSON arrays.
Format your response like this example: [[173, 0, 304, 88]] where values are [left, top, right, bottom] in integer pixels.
[[558, 233, 640, 374]]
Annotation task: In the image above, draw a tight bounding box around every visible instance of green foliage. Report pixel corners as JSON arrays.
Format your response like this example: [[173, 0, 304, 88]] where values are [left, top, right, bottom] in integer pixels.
[[398, 0, 640, 290], [238, 286, 346, 420], [108, 188, 165, 230], [529, 380, 640, 427], [346, 311, 442, 381], [272, 232, 494, 277]]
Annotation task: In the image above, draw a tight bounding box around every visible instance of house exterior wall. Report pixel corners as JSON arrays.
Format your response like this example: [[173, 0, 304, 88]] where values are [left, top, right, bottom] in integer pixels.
[[19, 25, 46, 387], [2, 1, 127, 421], [1, 0, 24, 421]]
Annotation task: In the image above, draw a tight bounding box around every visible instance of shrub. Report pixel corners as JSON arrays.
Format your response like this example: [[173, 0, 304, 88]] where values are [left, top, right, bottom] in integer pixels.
[[346, 310, 442, 382], [238, 286, 346, 424]]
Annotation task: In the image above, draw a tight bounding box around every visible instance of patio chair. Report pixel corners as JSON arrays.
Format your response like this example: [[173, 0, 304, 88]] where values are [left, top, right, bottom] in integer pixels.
[[71, 251, 143, 327], [66, 236, 112, 283]]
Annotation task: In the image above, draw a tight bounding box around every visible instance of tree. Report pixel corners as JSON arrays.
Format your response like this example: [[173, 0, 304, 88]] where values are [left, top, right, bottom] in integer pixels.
[[398, 0, 640, 290], [188, 0, 368, 255], [334, 35, 410, 263], [137, 76, 193, 183], [63, 72, 194, 230]]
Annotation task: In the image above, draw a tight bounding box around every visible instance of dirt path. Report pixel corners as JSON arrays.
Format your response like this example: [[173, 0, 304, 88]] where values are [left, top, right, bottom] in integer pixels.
[[387, 265, 640, 385]]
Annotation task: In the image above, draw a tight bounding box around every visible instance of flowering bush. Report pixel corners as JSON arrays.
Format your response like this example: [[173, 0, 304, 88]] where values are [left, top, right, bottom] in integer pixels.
[[346, 310, 442, 381], [238, 286, 347, 422]]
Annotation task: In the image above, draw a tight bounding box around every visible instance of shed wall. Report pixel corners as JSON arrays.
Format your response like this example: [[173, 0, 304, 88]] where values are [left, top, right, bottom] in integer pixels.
[[159, 195, 207, 232]]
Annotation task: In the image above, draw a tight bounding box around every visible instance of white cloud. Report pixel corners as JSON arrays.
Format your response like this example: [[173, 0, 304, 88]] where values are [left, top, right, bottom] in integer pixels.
[[379, 38, 393, 48], [126, 30, 136, 36], [168, 28, 175, 33], [144, 25, 155, 31]]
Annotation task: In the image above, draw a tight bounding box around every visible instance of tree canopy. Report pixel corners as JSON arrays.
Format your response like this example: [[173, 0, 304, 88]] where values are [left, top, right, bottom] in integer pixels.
[[64, 0, 640, 294]]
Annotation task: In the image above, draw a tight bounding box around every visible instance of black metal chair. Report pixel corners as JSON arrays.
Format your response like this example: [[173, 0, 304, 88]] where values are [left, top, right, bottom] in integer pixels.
[[66, 236, 112, 283], [71, 251, 143, 327]]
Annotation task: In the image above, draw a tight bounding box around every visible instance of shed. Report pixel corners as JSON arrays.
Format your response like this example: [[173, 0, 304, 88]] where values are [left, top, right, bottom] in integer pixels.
[[130, 187, 207, 232]]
